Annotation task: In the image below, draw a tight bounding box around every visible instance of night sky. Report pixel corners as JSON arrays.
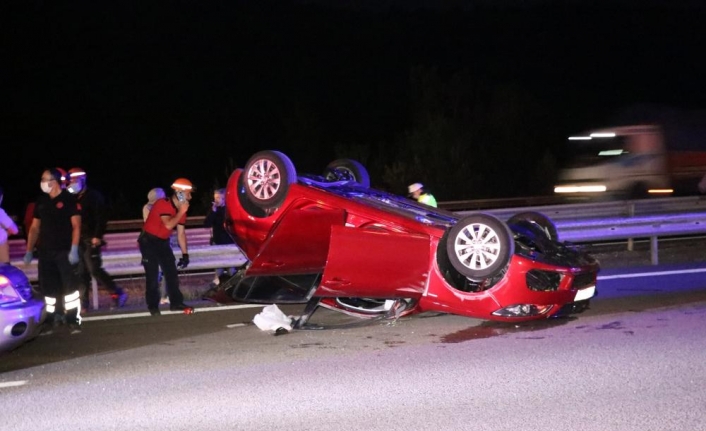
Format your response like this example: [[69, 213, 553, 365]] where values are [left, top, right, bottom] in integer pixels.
[[3, 0, 706, 219]]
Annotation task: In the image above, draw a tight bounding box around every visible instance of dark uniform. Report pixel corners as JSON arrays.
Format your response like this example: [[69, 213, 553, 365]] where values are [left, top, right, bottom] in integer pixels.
[[204, 205, 233, 246], [34, 189, 83, 325], [138, 197, 187, 314], [75, 187, 126, 308]]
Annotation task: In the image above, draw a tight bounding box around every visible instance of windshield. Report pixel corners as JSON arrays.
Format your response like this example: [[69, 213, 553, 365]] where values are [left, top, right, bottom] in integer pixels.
[[564, 136, 630, 168], [300, 176, 458, 228]]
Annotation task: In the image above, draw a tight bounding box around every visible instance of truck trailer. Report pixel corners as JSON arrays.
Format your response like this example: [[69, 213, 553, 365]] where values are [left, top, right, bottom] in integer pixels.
[[554, 109, 706, 200]]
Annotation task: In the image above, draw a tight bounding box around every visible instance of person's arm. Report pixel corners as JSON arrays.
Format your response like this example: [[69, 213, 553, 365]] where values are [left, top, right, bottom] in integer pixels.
[[175, 223, 190, 269], [0, 210, 19, 236], [68, 214, 81, 264], [176, 223, 188, 255], [71, 214, 81, 247], [93, 192, 108, 245], [25, 218, 40, 253], [160, 201, 189, 231]]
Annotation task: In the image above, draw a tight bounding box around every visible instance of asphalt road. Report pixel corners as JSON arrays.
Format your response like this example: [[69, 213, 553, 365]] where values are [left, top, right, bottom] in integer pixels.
[[1, 264, 705, 431]]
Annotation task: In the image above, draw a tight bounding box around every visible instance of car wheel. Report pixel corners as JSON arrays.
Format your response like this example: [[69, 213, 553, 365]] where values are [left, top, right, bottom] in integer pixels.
[[242, 150, 297, 211], [445, 213, 514, 279], [506, 211, 558, 241], [324, 159, 371, 187]]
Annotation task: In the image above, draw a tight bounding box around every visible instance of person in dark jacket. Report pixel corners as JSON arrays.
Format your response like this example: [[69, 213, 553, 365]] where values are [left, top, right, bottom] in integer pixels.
[[203, 188, 236, 287], [67, 168, 127, 310]]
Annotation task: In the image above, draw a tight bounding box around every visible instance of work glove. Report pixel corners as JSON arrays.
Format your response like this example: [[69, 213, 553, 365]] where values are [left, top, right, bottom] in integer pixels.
[[68, 245, 80, 265], [23, 251, 33, 265], [177, 253, 190, 269]]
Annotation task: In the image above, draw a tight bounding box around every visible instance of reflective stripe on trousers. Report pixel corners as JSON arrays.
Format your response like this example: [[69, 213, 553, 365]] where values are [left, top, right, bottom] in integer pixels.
[[45, 296, 57, 313], [64, 290, 82, 324]]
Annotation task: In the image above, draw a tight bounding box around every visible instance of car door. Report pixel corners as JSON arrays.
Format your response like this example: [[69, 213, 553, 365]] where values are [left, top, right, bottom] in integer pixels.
[[247, 206, 346, 276], [317, 224, 430, 298]]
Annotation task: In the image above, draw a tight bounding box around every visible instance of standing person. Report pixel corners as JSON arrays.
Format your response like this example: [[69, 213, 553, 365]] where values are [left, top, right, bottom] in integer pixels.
[[143, 187, 166, 222], [23, 168, 83, 333], [138, 178, 195, 315], [407, 182, 438, 207], [67, 167, 128, 310], [203, 188, 236, 287], [0, 186, 20, 264], [142, 187, 169, 304]]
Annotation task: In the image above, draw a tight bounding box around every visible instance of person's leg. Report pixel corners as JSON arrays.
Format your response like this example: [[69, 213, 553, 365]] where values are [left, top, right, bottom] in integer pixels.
[[38, 251, 63, 328], [57, 253, 83, 327], [159, 267, 169, 304], [0, 241, 10, 264], [139, 236, 162, 313], [87, 246, 127, 306], [157, 242, 184, 306], [78, 242, 92, 308]]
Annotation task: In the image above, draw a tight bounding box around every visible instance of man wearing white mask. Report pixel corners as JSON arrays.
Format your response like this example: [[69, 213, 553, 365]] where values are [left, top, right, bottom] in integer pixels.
[[67, 167, 127, 310], [24, 168, 83, 333]]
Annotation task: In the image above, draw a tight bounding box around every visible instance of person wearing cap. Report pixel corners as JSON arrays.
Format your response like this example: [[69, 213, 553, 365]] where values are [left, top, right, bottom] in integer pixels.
[[67, 167, 128, 310], [24, 168, 84, 333], [408, 182, 438, 207], [138, 178, 195, 315]]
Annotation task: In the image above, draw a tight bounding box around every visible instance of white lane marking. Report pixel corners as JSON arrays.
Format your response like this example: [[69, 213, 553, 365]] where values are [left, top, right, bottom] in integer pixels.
[[598, 267, 706, 281], [226, 323, 247, 328], [81, 304, 264, 322], [0, 380, 28, 388]]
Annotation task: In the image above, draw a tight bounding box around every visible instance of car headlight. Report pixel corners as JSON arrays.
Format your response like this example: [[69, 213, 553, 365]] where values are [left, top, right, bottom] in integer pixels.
[[0, 275, 22, 306], [492, 304, 553, 318]]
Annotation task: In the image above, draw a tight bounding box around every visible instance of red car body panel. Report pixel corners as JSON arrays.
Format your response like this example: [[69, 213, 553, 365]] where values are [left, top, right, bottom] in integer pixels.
[[248, 207, 346, 276], [318, 225, 430, 298], [226, 168, 599, 322]]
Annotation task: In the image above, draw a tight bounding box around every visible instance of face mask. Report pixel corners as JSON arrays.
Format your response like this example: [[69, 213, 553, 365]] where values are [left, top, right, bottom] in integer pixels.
[[68, 182, 83, 194], [40, 181, 53, 194]]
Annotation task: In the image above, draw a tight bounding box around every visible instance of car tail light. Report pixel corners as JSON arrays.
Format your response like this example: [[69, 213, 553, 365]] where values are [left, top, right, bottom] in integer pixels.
[[526, 270, 562, 292], [492, 304, 553, 318]]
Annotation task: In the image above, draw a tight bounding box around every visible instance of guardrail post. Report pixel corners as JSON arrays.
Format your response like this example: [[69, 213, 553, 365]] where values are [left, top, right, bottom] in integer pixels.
[[650, 236, 659, 265], [627, 202, 635, 251], [92, 278, 99, 310]]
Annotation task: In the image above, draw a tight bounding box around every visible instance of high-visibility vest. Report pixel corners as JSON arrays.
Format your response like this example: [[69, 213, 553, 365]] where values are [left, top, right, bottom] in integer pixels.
[[418, 193, 437, 208]]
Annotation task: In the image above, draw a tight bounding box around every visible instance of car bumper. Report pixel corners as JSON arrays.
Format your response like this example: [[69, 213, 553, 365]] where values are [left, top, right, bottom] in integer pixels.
[[1, 299, 46, 352]]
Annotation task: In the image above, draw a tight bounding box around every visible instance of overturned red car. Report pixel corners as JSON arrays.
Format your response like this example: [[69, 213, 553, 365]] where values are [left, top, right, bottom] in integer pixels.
[[223, 150, 599, 327]]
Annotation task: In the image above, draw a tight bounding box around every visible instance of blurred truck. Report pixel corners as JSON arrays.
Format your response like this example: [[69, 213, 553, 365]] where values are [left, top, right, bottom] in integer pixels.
[[554, 107, 706, 200]]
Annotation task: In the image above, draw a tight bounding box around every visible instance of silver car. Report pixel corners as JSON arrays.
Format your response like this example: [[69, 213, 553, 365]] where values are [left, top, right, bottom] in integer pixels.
[[1, 263, 45, 353]]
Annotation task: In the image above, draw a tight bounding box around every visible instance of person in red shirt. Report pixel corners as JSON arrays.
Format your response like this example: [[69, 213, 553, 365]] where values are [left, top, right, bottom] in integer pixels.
[[138, 178, 195, 315]]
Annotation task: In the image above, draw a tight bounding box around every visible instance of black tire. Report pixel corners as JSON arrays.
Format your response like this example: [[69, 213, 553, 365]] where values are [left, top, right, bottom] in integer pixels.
[[242, 150, 297, 211], [324, 159, 371, 187], [506, 211, 558, 241], [445, 213, 514, 279]]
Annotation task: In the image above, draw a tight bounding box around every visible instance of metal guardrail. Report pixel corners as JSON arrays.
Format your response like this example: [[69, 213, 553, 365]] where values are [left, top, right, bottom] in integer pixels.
[[464, 195, 706, 221], [468, 198, 706, 266], [11, 237, 247, 310], [8, 196, 706, 285]]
